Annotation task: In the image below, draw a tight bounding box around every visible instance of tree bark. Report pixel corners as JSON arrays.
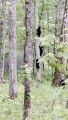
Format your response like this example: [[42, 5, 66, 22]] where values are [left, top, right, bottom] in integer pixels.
[[9, 0, 17, 99], [23, 0, 33, 120], [0, 0, 4, 83], [34, 0, 41, 86], [52, 0, 67, 86]]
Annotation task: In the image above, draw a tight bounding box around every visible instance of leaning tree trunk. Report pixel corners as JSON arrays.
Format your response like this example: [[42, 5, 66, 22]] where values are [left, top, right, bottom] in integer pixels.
[[0, 0, 4, 83], [23, 0, 33, 120], [8, 0, 18, 99], [34, 0, 41, 86]]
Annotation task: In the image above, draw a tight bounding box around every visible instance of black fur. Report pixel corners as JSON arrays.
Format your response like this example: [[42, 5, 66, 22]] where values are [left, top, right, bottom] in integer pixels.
[[59, 80, 66, 86], [39, 46, 44, 56], [36, 26, 41, 37], [36, 59, 40, 69]]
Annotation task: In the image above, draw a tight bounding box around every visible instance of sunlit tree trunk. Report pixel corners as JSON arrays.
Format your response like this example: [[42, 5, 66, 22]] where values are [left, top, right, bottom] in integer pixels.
[[0, 0, 4, 83], [9, 0, 18, 99], [23, 0, 33, 120], [34, 0, 41, 86]]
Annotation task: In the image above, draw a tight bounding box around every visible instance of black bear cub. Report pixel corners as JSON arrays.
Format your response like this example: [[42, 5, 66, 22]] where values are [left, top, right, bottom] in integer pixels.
[[36, 59, 40, 69], [39, 46, 44, 56], [59, 80, 66, 86], [36, 26, 41, 37], [59, 74, 67, 86]]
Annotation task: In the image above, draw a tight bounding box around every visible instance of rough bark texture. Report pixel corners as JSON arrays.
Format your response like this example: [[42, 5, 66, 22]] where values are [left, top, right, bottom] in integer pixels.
[[34, 0, 41, 85], [60, 0, 68, 41], [9, 0, 17, 99], [23, 0, 33, 120], [52, 67, 65, 86], [0, 0, 4, 83], [62, 0, 68, 74], [63, 0, 68, 42], [52, 0, 67, 86]]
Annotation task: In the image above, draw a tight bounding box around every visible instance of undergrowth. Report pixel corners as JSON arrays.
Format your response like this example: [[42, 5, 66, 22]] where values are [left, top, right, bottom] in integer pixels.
[[0, 81, 68, 120]]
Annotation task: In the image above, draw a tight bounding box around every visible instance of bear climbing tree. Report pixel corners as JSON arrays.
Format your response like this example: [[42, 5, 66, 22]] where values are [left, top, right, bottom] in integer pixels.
[[36, 26, 43, 69], [36, 26, 41, 37], [39, 46, 44, 56]]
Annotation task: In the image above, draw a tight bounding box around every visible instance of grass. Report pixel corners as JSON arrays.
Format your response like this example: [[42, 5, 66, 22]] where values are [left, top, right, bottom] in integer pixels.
[[0, 81, 68, 120], [0, 83, 23, 120]]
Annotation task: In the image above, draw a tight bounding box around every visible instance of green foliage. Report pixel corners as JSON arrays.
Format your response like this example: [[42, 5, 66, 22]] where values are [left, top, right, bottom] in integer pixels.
[[30, 83, 68, 120], [2, 0, 68, 119], [0, 82, 68, 120], [17, 71, 25, 83], [16, 0, 25, 51], [18, 64, 32, 83], [0, 83, 23, 120], [4, 73, 9, 80], [40, 34, 56, 46]]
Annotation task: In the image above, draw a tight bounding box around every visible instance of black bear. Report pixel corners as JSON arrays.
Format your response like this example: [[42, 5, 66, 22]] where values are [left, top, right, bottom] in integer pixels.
[[36, 59, 40, 69], [59, 76, 68, 86], [59, 73, 66, 86], [36, 26, 41, 37], [39, 46, 44, 56], [36, 26, 44, 57], [59, 79, 66, 86]]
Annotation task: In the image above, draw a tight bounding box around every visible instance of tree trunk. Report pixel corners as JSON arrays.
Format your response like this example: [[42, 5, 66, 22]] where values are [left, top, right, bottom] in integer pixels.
[[52, 67, 65, 86], [34, 0, 41, 86], [9, 0, 17, 99], [23, 0, 33, 120], [0, 0, 4, 83], [52, 0, 67, 86]]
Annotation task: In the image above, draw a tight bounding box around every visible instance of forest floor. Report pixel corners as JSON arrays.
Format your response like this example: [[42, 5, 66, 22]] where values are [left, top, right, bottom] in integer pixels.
[[0, 81, 68, 120]]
